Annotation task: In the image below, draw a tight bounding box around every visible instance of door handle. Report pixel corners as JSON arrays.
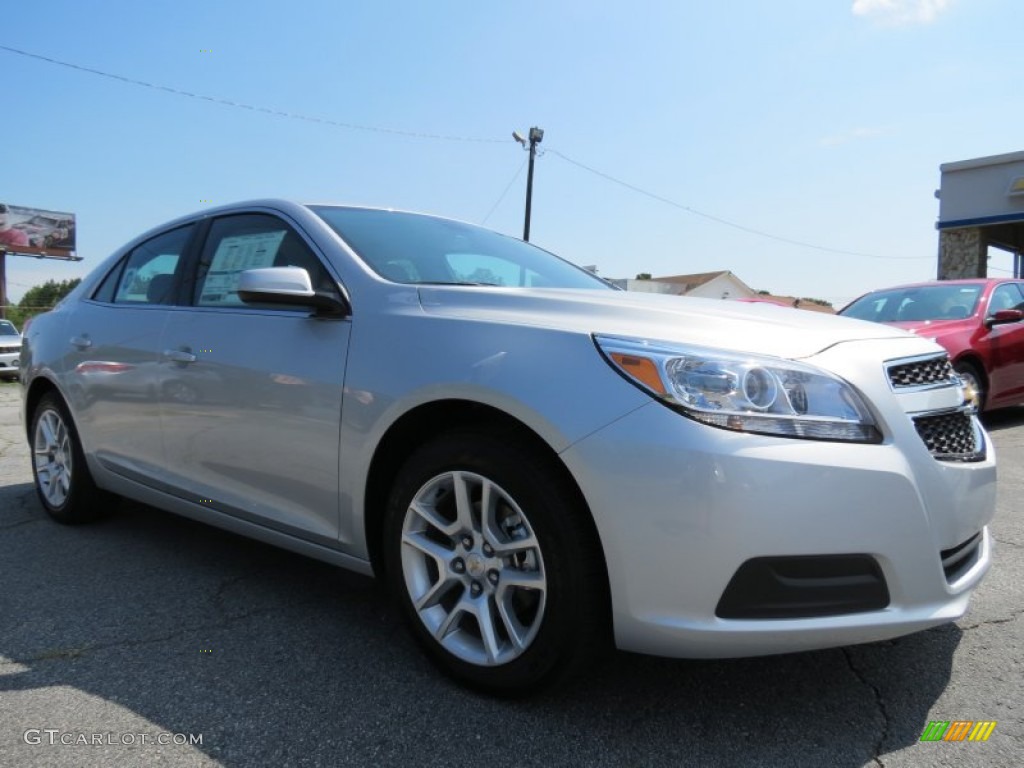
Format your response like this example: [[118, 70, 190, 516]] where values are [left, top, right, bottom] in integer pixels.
[[163, 349, 197, 364], [70, 335, 92, 350]]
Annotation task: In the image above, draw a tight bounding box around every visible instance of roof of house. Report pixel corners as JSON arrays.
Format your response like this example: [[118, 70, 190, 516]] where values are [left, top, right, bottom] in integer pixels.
[[629, 271, 835, 311], [653, 271, 732, 290], [652, 270, 758, 297]]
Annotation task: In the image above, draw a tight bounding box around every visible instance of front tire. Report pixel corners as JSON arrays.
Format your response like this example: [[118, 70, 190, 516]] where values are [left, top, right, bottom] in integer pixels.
[[954, 361, 986, 412], [31, 392, 110, 524], [383, 429, 608, 695]]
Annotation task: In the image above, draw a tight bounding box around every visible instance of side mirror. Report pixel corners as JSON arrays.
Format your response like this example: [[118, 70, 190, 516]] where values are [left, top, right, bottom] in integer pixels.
[[237, 267, 349, 317], [985, 308, 1024, 328]]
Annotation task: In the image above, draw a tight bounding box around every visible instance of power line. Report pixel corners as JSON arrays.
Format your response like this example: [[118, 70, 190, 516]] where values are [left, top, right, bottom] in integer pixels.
[[0, 43, 504, 144], [481, 158, 527, 225], [546, 148, 933, 261], [1, 43, 945, 261]]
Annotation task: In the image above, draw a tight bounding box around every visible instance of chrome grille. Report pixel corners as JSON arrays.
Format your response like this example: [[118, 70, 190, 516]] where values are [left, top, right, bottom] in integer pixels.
[[887, 355, 955, 389], [940, 532, 982, 583], [912, 409, 983, 461]]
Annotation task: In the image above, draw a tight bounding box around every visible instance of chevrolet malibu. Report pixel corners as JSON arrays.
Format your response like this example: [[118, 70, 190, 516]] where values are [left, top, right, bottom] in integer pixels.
[[21, 200, 996, 694]]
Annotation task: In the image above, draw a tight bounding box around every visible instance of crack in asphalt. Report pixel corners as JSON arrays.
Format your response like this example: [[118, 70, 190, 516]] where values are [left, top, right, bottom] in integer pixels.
[[993, 536, 1023, 549], [14, 607, 275, 666], [841, 648, 889, 768], [959, 606, 1024, 632], [0, 516, 41, 530], [0, 488, 40, 525], [211, 566, 277, 619], [9, 564, 334, 669]]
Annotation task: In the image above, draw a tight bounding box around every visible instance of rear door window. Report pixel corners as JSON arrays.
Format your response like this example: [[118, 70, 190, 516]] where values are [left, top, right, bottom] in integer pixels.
[[106, 225, 194, 305]]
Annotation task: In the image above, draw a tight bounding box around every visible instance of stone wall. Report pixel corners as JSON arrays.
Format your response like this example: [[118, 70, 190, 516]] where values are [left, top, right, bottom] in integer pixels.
[[938, 228, 987, 279]]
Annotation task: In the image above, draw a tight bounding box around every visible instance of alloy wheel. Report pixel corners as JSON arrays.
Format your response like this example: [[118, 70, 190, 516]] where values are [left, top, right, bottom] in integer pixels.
[[400, 470, 547, 667], [33, 408, 73, 508]]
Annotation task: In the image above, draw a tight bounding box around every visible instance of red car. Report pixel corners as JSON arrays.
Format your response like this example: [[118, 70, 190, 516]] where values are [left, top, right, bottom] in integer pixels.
[[840, 279, 1024, 411]]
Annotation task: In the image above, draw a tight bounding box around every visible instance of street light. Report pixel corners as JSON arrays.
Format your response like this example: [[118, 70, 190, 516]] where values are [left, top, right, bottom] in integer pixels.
[[513, 126, 544, 241]]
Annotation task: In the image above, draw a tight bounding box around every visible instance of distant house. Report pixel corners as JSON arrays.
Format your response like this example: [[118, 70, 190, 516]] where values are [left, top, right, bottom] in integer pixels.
[[653, 271, 758, 300], [610, 271, 756, 300], [609, 270, 834, 312]]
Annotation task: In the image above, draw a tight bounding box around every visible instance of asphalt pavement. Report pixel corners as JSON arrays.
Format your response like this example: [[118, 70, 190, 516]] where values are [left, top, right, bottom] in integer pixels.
[[1, 380, 1021, 767]]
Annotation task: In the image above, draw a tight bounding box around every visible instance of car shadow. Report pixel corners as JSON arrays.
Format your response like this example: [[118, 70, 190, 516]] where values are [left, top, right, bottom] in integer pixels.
[[0, 492, 958, 767], [981, 405, 1024, 432]]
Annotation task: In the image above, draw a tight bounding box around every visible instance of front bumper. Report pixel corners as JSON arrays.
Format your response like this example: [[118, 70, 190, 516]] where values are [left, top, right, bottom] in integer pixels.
[[0, 353, 19, 378], [562, 370, 996, 659]]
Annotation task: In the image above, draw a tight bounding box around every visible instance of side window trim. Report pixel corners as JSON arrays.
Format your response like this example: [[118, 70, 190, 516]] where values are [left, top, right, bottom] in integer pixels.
[[173, 217, 211, 307]]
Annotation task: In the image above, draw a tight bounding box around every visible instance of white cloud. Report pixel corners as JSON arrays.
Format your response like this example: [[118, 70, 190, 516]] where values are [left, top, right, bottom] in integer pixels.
[[852, 0, 953, 25], [818, 127, 886, 147]]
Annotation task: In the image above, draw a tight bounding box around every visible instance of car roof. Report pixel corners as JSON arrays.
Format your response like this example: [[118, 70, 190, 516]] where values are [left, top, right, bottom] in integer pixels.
[[863, 278, 1018, 291]]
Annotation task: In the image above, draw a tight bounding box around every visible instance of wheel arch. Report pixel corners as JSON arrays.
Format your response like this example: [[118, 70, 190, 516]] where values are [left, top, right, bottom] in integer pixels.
[[952, 353, 986, 380], [363, 399, 610, 595], [23, 376, 61, 443], [951, 354, 988, 410], [952, 353, 989, 393]]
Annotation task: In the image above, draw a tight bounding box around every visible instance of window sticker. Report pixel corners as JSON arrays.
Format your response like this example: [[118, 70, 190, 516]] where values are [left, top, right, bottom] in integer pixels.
[[200, 230, 286, 305]]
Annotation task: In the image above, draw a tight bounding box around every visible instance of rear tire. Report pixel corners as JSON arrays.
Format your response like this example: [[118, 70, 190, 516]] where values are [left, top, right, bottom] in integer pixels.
[[30, 392, 112, 524], [383, 428, 608, 695]]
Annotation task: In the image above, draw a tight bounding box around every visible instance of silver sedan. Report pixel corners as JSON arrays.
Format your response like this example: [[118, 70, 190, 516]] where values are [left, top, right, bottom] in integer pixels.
[[20, 200, 996, 694]]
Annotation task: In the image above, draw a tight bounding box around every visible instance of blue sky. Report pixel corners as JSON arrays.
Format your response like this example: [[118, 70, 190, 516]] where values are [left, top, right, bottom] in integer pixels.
[[3, 0, 1022, 307]]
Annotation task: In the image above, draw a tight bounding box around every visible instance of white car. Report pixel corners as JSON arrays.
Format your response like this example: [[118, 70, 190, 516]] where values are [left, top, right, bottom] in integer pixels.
[[20, 200, 996, 693], [0, 319, 21, 380]]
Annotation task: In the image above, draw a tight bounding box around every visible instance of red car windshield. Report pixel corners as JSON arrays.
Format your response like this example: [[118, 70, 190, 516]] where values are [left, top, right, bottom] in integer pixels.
[[842, 285, 983, 323]]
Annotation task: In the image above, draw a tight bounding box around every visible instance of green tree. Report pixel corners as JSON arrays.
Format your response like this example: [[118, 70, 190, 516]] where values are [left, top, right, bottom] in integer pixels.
[[6, 278, 81, 328], [19, 278, 81, 308], [635, 272, 652, 280], [799, 297, 833, 308]]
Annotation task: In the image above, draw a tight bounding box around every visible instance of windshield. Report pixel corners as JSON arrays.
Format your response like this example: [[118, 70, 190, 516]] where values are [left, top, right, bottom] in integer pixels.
[[842, 284, 982, 323], [0, 320, 19, 336], [311, 207, 612, 290]]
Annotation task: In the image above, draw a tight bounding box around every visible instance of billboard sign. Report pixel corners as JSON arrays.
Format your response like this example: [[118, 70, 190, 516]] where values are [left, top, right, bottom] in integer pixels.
[[0, 202, 77, 259]]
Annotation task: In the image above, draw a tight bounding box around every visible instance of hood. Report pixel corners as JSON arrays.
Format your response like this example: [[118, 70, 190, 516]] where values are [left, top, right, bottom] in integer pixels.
[[417, 287, 915, 360], [887, 318, 972, 336]]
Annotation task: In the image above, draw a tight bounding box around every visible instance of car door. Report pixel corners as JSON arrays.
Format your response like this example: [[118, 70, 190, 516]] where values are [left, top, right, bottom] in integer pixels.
[[62, 224, 195, 482], [983, 282, 1024, 406], [156, 212, 350, 545]]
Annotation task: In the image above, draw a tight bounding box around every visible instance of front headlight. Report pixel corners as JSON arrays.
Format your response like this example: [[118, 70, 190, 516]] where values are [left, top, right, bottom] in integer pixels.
[[595, 335, 881, 443]]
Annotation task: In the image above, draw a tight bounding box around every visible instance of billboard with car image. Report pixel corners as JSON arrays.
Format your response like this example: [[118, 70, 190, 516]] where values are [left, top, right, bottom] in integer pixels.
[[0, 202, 76, 258]]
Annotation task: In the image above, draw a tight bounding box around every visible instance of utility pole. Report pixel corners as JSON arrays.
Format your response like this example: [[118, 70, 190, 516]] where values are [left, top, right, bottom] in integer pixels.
[[0, 248, 6, 321], [513, 127, 544, 241]]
